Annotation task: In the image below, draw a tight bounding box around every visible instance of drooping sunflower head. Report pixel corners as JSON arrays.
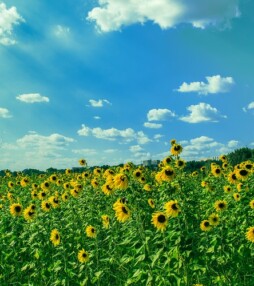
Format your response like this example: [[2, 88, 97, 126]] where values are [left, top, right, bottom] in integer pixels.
[[151, 212, 168, 232], [161, 166, 175, 181], [162, 156, 173, 166], [114, 173, 128, 190], [175, 159, 186, 169], [214, 200, 227, 212], [101, 215, 110, 229], [41, 200, 51, 212], [148, 199, 155, 209], [23, 207, 36, 221]]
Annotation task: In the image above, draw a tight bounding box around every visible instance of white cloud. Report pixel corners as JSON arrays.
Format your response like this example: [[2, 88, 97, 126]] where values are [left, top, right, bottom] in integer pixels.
[[180, 136, 240, 161], [77, 124, 151, 144], [129, 145, 143, 153], [243, 101, 254, 112], [16, 93, 50, 103], [104, 149, 118, 153], [94, 116, 101, 120], [72, 148, 97, 155], [176, 75, 234, 95], [87, 0, 240, 33], [87, 99, 112, 107], [0, 3, 24, 45], [54, 25, 70, 38], [144, 122, 162, 129], [0, 107, 12, 118], [180, 102, 226, 123], [147, 108, 176, 121]]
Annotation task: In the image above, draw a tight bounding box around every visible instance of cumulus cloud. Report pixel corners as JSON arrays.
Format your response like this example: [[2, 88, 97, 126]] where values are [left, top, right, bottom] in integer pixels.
[[0, 107, 12, 118], [179, 102, 226, 123], [243, 101, 254, 112], [0, 3, 24, 45], [176, 75, 234, 95], [77, 124, 151, 144], [129, 145, 143, 153], [87, 0, 240, 32], [72, 148, 97, 155], [87, 99, 112, 107], [147, 108, 176, 121], [144, 122, 162, 129], [180, 136, 239, 161], [94, 116, 101, 120], [16, 93, 50, 103]]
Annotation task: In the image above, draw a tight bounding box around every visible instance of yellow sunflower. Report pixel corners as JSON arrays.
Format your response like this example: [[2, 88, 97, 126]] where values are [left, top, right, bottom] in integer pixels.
[[233, 193, 240, 201], [50, 229, 60, 246], [151, 212, 168, 232], [214, 200, 227, 212], [23, 207, 36, 221], [148, 199, 155, 209], [86, 225, 97, 238], [41, 200, 51, 212], [170, 143, 183, 156], [101, 215, 110, 229], [200, 220, 212, 231], [208, 213, 219, 226], [249, 200, 254, 209], [114, 203, 131, 223], [164, 200, 180, 217], [78, 249, 89, 263], [79, 159, 87, 166], [10, 203, 23, 217], [246, 227, 254, 242], [114, 173, 128, 190]]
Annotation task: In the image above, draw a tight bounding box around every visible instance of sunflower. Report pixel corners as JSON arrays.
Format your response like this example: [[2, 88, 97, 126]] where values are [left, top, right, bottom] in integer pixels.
[[170, 139, 177, 146], [148, 199, 155, 208], [79, 159, 87, 166], [49, 196, 60, 208], [170, 143, 183, 156], [164, 200, 180, 217], [41, 200, 51, 212], [62, 192, 69, 202], [86, 225, 97, 238], [214, 200, 227, 212], [237, 183, 243, 192], [114, 173, 128, 190], [23, 207, 36, 221], [151, 212, 168, 232], [133, 169, 142, 179], [65, 168, 71, 175], [102, 182, 114, 196], [175, 159, 186, 169], [161, 166, 176, 181], [219, 155, 227, 162], [31, 190, 38, 200], [10, 203, 23, 217], [249, 200, 254, 209], [20, 177, 29, 187], [49, 174, 57, 183], [63, 182, 71, 190], [50, 229, 60, 246], [8, 181, 14, 188], [211, 166, 222, 177], [233, 193, 240, 201], [200, 166, 206, 172], [200, 220, 212, 231], [227, 172, 238, 184], [93, 167, 102, 176], [41, 181, 50, 190], [70, 188, 80, 198], [208, 213, 219, 226], [114, 203, 131, 223], [101, 215, 110, 229], [223, 185, 232, 194], [246, 227, 254, 242], [91, 179, 99, 188], [192, 171, 198, 177], [38, 191, 47, 200], [236, 168, 250, 180], [143, 184, 152, 191], [78, 249, 89, 263], [162, 156, 173, 166]]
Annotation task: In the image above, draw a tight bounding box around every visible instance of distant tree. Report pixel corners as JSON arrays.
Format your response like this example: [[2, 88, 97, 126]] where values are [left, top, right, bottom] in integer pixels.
[[227, 147, 254, 166]]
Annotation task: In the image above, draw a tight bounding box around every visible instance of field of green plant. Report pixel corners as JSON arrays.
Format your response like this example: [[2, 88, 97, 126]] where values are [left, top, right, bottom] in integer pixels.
[[0, 140, 253, 286]]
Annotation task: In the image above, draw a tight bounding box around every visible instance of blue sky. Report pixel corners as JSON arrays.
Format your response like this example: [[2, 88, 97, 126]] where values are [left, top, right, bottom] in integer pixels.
[[0, 0, 253, 171]]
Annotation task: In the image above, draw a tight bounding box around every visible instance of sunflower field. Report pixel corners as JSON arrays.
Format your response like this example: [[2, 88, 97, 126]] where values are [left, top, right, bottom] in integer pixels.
[[0, 140, 254, 286]]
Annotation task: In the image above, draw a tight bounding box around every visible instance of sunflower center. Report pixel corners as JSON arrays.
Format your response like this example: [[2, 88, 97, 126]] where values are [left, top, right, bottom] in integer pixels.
[[218, 203, 225, 208], [91, 228, 95, 233], [174, 145, 180, 151], [15, 206, 21, 212], [122, 206, 128, 214], [158, 214, 166, 223], [204, 221, 210, 227], [171, 203, 178, 210], [165, 170, 174, 176], [82, 253, 87, 258], [239, 169, 248, 176], [135, 171, 141, 177], [46, 203, 50, 208], [55, 234, 59, 240]]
